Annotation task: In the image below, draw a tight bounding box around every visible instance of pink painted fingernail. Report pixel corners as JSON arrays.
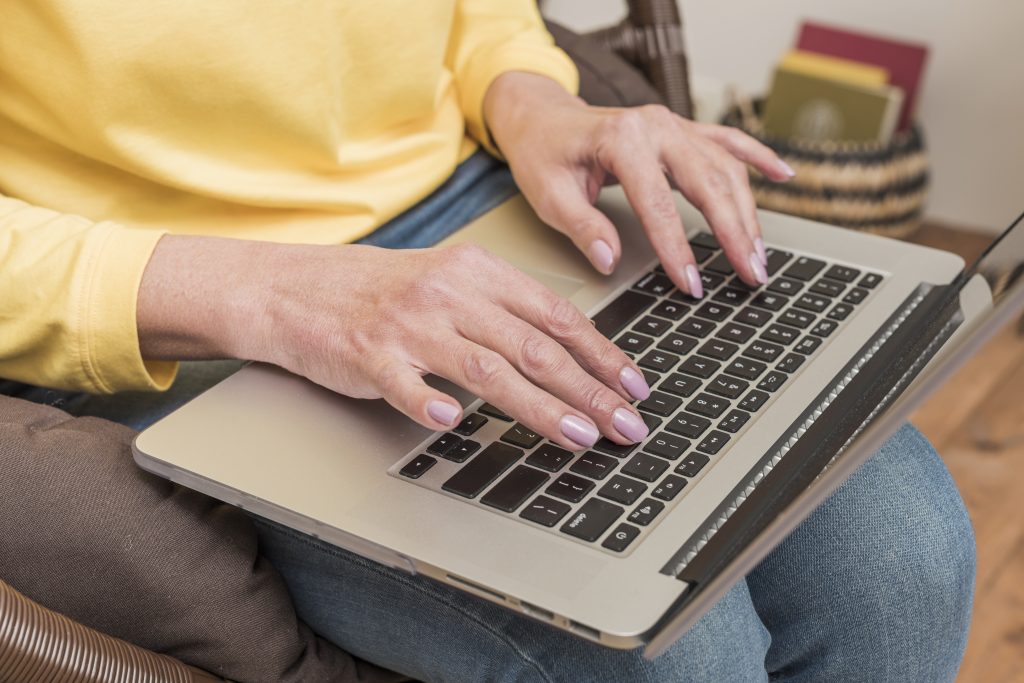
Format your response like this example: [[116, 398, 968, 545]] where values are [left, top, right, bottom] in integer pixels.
[[749, 253, 769, 285], [755, 238, 768, 266], [613, 407, 649, 443], [685, 264, 704, 299], [427, 400, 460, 427], [778, 160, 796, 178], [619, 366, 651, 401], [589, 240, 615, 275], [560, 415, 600, 449]]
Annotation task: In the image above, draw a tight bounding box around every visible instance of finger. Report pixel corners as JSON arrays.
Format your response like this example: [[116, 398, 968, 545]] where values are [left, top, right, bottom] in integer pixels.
[[695, 123, 795, 182], [715, 146, 766, 267], [531, 172, 622, 276], [370, 357, 465, 431]]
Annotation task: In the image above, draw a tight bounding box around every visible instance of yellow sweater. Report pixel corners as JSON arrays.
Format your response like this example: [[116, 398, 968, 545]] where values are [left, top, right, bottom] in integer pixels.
[[0, 0, 577, 393]]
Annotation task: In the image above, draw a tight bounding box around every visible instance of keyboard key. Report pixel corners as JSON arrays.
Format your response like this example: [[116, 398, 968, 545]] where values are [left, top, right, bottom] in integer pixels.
[[667, 412, 712, 439], [698, 339, 739, 361], [526, 444, 574, 472], [780, 308, 815, 329], [694, 301, 733, 322], [640, 412, 662, 433], [645, 432, 690, 460], [658, 333, 699, 355], [593, 290, 658, 339], [744, 340, 784, 363], [793, 293, 830, 314], [616, 332, 654, 354], [561, 498, 625, 542], [622, 452, 670, 482], [598, 474, 648, 505], [676, 316, 715, 338], [628, 498, 665, 526], [858, 272, 884, 289], [633, 272, 674, 296], [679, 356, 720, 379], [784, 256, 826, 281], [757, 371, 788, 393], [700, 271, 726, 291], [707, 375, 750, 399], [659, 373, 702, 398], [501, 424, 542, 449], [602, 523, 642, 552], [696, 430, 730, 455], [809, 319, 839, 337], [739, 389, 771, 412], [399, 454, 436, 479], [691, 245, 714, 264], [638, 391, 683, 417], [651, 300, 689, 321], [735, 306, 773, 327], [479, 403, 513, 421], [823, 265, 861, 283], [795, 336, 823, 355], [751, 291, 789, 311], [593, 438, 639, 458], [642, 369, 659, 387], [633, 315, 672, 337], [638, 350, 680, 373], [686, 393, 729, 419], [689, 232, 720, 249], [724, 357, 767, 380], [454, 413, 488, 436], [546, 473, 595, 503], [713, 287, 752, 305], [676, 452, 710, 478], [446, 439, 481, 463], [570, 451, 619, 480], [768, 277, 803, 296], [827, 303, 854, 321], [704, 251, 735, 275], [761, 324, 800, 345], [427, 433, 462, 457], [442, 443, 523, 498], [520, 495, 571, 527], [809, 279, 845, 298], [776, 353, 806, 374], [764, 248, 793, 276], [717, 322, 756, 344], [718, 409, 751, 433], [842, 288, 869, 305], [480, 466, 549, 512], [652, 474, 688, 501]]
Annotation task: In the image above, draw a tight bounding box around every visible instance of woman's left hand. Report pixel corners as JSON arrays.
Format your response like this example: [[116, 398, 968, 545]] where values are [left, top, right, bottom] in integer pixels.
[[484, 72, 795, 298]]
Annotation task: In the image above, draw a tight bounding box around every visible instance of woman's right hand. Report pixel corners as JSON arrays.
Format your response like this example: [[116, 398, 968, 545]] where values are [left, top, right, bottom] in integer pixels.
[[137, 235, 653, 451]]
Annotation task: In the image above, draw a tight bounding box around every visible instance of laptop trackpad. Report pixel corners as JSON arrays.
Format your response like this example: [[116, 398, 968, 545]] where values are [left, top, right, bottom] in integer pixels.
[[518, 267, 587, 299]]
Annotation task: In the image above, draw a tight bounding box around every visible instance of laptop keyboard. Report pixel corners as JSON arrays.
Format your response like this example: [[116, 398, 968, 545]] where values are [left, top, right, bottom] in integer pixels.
[[393, 233, 885, 555]]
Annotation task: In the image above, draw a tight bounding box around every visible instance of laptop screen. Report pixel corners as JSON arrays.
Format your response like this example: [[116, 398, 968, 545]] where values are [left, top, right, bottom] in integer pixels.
[[965, 209, 1024, 306]]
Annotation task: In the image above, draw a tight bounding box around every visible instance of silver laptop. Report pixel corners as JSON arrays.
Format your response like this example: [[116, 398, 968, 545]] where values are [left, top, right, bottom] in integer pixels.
[[133, 188, 1023, 658]]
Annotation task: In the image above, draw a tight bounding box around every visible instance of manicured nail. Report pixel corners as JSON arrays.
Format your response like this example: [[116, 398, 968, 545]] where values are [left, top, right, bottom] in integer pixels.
[[613, 407, 649, 443], [754, 237, 768, 266], [589, 240, 615, 275], [778, 160, 796, 178], [685, 264, 704, 299], [619, 366, 651, 401], [427, 400, 460, 427], [749, 252, 769, 285], [560, 415, 600, 449]]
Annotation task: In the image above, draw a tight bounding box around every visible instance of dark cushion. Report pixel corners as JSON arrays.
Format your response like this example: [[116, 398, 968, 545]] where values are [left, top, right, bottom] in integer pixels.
[[545, 20, 664, 108], [0, 395, 405, 683]]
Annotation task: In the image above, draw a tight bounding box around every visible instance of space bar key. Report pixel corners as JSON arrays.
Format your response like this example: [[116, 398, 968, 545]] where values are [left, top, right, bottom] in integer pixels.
[[442, 442, 523, 498]]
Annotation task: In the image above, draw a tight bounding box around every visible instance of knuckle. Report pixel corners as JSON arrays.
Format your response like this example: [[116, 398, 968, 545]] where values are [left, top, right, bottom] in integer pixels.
[[461, 348, 503, 386], [582, 384, 619, 417], [648, 191, 680, 224], [605, 109, 646, 138], [544, 296, 585, 337], [447, 242, 491, 267], [374, 362, 404, 395], [520, 334, 561, 376], [641, 103, 676, 127], [704, 171, 732, 197]]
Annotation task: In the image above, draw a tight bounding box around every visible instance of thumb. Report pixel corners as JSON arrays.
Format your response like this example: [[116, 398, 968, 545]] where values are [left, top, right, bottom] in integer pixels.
[[535, 178, 622, 276]]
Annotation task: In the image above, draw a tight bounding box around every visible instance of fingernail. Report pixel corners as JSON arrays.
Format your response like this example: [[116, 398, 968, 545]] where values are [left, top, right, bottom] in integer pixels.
[[685, 264, 704, 299], [613, 407, 649, 443], [619, 366, 651, 401], [589, 240, 615, 275], [560, 415, 600, 449], [755, 237, 768, 266], [778, 160, 796, 179], [749, 252, 769, 285], [427, 400, 460, 427]]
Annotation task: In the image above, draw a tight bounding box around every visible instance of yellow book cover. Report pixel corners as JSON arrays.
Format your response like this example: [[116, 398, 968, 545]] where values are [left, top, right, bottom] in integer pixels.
[[781, 49, 890, 87]]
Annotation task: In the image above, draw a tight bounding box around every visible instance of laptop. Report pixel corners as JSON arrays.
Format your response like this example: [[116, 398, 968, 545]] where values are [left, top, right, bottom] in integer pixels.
[[133, 187, 1023, 658]]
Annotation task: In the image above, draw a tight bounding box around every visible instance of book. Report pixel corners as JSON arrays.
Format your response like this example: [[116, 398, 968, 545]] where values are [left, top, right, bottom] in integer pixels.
[[796, 21, 928, 132], [781, 50, 889, 87]]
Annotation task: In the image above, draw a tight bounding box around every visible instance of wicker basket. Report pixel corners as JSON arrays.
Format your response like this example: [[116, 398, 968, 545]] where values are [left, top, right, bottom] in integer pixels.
[[721, 98, 929, 239]]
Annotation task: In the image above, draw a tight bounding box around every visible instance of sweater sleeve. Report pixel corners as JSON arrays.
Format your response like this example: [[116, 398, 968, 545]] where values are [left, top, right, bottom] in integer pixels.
[[0, 194, 177, 393], [447, 0, 579, 156]]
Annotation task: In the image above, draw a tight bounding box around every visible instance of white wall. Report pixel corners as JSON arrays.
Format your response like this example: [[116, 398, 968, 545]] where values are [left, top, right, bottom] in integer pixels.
[[544, 0, 1024, 233]]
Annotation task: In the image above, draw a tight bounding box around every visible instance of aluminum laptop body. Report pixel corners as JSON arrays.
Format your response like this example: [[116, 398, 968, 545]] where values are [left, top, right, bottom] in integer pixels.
[[133, 187, 1017, 657]]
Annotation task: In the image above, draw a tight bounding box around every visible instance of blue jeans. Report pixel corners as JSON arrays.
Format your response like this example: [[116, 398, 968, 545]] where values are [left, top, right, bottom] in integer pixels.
[[2, 151, 975, 681]]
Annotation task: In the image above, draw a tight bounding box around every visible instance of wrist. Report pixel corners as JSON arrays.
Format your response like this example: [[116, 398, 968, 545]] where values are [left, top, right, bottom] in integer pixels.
[[483, 71, 583, 154]]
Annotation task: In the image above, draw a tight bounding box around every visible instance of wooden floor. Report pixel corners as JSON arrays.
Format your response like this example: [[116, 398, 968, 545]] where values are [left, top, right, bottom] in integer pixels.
[[906, 224, 1024, 683]]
